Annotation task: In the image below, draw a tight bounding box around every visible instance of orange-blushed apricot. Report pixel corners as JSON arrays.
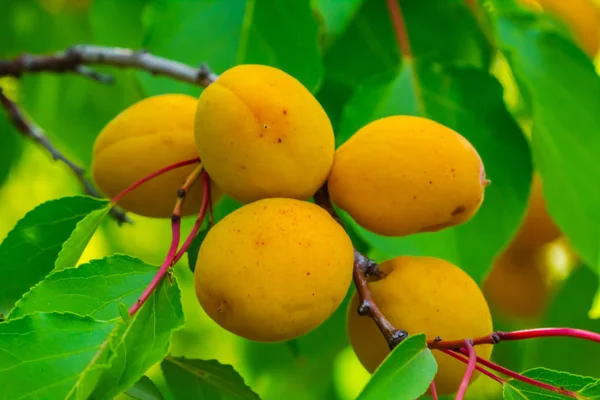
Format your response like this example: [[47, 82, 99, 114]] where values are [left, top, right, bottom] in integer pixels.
[[194, 197, 354, 342], [328, 116, 487, 237], [193, 64, 334, 204]]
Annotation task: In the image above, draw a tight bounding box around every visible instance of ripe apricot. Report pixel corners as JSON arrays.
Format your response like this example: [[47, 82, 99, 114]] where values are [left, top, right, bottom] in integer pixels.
[[520, 0, 599, 56], [194, 198, 354, 342], [328, 116, 487, 237], [508, 174, 561, 252], [347, 256, 494, 395], [193, 64, 335, 204], [92, 94, 219, 218], [483, 249, 550, 320]]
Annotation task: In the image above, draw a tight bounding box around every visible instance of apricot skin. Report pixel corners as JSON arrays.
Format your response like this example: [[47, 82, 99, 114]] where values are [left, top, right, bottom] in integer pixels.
[[92, 94, 219, 218], [483, 249, 550, 320], [509, 174, 561, 252], [194, 64, 335, 204], [328, 116, 487, 237], [194, 198, 354, 342], [347, 256, 494, 395]]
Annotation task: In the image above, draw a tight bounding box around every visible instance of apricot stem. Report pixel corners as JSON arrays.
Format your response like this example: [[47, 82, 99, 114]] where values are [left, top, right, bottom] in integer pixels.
[[128, 165, 208, 316], [455, 340, 477, 400], [173, 171, 211, 264], [428, 327, 600, 350], [111, 157, 200, 205], [455, 349, 578, 398], [385, 0, 412, 59], [441, 349, 506, 384], [429, 381, 439, 400]]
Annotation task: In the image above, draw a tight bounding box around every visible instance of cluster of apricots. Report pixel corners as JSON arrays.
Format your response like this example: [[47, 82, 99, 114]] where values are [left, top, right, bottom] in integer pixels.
[[91, 64, 494, 395]]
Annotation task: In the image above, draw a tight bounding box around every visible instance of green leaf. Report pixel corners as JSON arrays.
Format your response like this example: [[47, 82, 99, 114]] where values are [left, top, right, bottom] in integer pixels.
[[0, 312, 117, 400], [90, 0, 148, 47], [125, 376, 165, 400], [55, 206, 111, 271], [90, 274, 185, 399], [313, 0, 364, 44], [357, 334, 437, 400], [9, 255, 158, 321], [141, 0, 323, 95], [186, 226, 210, 273], [504, 367, 600, 399], [338, 64, 532, 281], [526, 266, 600, 377], [489, 4, 600, 271], [0, 196, 109, 315], [161, 357, 260, 400]]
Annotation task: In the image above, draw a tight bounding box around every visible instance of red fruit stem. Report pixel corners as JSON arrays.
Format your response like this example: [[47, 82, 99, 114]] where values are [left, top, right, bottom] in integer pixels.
[[172, 171, 211, 264], [430, 381, 439, 400], [386, 0, 412, 59], [428, 327, 600, 350], [455, 340, 477, 400], [128, 217, 181, 315], [128, 163, 206, 316], [441, 349, 505, 384], [456, 349, 579, 398], [111, 157, 200, 205]]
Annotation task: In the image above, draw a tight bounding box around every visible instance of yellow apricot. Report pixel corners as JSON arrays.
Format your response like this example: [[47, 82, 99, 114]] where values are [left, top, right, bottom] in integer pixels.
[[347, 256, 494, 395], [520, 0, 599, 56], [194, 198, 354, 342], [328, 116, 487, 237], [483, 249, 550, 320], [507, 174, 561, 252], [92, 94, 219, 218], [194, 64, 335, 204]]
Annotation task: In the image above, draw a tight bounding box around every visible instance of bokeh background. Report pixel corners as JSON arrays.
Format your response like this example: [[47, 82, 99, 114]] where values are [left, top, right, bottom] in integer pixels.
[[2, 0, 600, 399]]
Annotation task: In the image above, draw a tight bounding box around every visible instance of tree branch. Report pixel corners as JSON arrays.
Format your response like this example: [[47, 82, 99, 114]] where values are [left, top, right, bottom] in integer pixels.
[[0, 87, 130, 224], [0, 45, 217, 87]]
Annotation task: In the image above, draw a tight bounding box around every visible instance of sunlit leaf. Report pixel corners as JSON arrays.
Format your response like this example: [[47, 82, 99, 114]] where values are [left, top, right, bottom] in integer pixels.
[[55, 206, 110, 271], [162, 357, 260, 400], [488, 3, 600, 272], [0, 312, 117, 400], [9, 255, 157, 320], [90, 274, 185, 399], [504, 367, 600, 399], [357, 334, 437, 400], [0, 196, 108, 315]]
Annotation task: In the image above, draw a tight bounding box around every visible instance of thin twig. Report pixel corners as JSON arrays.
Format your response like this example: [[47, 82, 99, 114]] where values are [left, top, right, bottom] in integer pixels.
[[0, 45, 218, 87], [0, 86, 130, 224], [430, 381, 439, 400], [386, 0, 412, 59], [441, 349, 505, 384]]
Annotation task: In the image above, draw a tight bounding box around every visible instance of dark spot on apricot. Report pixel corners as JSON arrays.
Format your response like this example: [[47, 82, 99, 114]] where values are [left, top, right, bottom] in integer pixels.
[[306, 272, 311, 276], [452, 206, 466, 216], [429, 181, 433, 184], [264, 124, 268, 129], [283, 109, 287, 115], [277, 138, 282, 143], [412, 195, 417, 200], [259, 133, 263, 138]]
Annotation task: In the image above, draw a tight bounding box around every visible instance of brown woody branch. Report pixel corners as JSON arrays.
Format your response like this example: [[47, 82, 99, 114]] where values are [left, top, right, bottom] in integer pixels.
[[0, 45, 217, 86], [313, 185, 408, 349], [0, 87, 130, 224]]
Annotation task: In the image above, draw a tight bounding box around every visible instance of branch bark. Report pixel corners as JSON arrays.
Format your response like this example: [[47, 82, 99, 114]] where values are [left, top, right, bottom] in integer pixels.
[[0, 45, 217, 87], [0, 87, 130, 224]]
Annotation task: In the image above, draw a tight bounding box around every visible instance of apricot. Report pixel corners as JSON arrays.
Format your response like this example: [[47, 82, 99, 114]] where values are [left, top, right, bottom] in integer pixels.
[[328, 116, 487, 237], [194, 197, 354, 342], [92, 94, 219, 218], [193, 64, 335, 204], [508, 173, 561, 252], [483, 249, 550, 320], [520, 0, 599, 56], [347, 256, 494, 395]]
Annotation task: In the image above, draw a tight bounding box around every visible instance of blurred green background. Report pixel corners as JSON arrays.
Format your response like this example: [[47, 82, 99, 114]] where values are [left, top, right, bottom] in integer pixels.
[[2, 0, 600, 399]]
